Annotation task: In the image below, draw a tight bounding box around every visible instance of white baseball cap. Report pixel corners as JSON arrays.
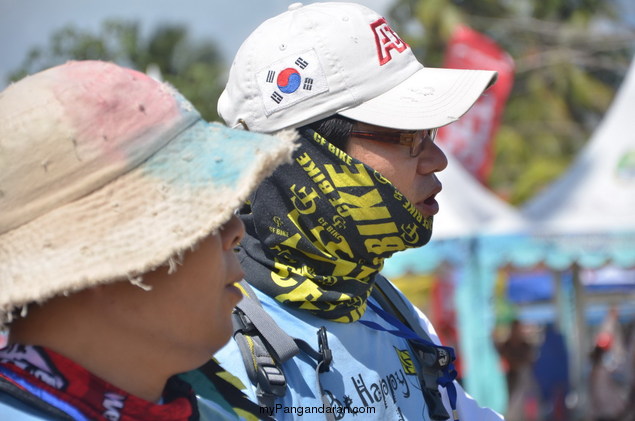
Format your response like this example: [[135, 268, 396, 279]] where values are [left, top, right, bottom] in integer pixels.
[[218, 2, 498, 133]]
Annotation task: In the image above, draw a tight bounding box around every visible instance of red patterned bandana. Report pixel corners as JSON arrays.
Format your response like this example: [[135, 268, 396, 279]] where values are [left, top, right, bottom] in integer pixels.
[[0, 344, 198, 420]]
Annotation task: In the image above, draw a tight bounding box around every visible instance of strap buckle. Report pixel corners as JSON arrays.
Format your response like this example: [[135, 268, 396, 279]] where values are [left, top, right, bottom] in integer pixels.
[[317, 326, 332, 373], [411, 343, 452, 420], [255, 362, 287, 398], [232, 308, 256, 335]]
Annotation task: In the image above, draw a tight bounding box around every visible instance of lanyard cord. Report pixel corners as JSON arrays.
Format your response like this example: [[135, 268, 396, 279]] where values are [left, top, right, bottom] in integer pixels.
[[359, 300, 460, 421]]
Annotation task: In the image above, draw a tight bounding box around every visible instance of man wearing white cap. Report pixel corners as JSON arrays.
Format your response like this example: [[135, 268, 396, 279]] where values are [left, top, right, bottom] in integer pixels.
[[0, 61, 295, 420], [193, 2, 504, 420]]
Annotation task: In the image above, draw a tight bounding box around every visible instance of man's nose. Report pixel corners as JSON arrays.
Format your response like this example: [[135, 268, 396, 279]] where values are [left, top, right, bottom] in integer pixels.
[[418, 141, 448, 174]]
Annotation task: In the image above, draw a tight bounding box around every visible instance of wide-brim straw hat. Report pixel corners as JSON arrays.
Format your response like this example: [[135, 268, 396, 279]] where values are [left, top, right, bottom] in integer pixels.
[[0, 60, 296, 325]]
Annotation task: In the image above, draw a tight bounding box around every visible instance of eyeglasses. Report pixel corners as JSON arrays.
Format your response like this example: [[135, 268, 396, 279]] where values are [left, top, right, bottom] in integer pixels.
[[349, 128, 438, 157]]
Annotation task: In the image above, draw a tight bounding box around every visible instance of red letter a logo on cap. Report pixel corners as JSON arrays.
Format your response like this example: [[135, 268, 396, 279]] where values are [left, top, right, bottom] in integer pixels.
[[370, 18, 408, 65]]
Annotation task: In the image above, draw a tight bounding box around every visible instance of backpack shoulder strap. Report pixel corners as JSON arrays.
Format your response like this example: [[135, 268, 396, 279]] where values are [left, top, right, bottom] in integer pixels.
[[371, 274, 452, 421], [234, 282, 300, 363], [232, 281, 299, 405], [233, 281, 334, 421], [371, 274, 433, 341]]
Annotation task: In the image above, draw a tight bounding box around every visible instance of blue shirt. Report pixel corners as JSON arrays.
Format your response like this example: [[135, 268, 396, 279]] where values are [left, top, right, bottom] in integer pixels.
[[215, 284, 504, 420]]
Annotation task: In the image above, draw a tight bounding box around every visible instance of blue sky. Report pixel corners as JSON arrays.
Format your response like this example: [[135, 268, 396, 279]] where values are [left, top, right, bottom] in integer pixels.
[[2, 0, 633, 89], [0, 0, 392, 88]]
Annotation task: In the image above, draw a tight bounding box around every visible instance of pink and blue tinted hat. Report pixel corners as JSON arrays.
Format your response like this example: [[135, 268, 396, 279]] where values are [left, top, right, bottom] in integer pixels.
[[0, 60, 296, 324]]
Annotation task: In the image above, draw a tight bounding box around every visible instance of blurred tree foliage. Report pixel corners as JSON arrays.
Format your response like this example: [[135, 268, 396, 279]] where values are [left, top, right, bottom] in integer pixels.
[[387, 0, 635, 204], [7, 20, 225, 121]]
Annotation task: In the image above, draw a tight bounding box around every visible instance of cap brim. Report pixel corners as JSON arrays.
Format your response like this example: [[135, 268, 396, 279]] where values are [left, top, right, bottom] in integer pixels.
[[0, 121, 296, 318], [339, 67, 498, 130]]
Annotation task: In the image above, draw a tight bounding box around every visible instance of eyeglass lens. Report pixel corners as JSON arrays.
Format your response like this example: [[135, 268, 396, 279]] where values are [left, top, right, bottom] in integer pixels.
[[410, 128, 438, 157]]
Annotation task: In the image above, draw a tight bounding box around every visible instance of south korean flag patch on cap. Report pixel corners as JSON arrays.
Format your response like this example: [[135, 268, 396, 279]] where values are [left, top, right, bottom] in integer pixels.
[[257, 49, 329, 116]]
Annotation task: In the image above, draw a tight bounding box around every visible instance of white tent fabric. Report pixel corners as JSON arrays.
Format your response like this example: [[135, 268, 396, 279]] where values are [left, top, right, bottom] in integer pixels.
[[434, 148, 527, 239], [522, 59, 635, 234], [382, 147, 527, 276]]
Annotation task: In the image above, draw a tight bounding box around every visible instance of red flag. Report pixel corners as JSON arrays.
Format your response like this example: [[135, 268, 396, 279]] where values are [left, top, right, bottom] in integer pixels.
[[437, 25, 515, 184]]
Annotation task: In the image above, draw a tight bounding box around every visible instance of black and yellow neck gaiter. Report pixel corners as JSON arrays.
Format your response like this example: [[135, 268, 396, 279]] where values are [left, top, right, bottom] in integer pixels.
[[238, 128, 433, 322]]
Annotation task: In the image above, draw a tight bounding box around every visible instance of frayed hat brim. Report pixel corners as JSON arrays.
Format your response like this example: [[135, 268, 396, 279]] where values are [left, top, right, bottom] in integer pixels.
[[0, 62, 296, 325]]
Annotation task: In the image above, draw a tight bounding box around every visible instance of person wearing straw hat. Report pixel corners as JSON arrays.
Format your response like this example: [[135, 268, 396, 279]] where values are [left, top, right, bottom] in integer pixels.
[[187, 2, 504, 420], [0, 60, 295, 420]]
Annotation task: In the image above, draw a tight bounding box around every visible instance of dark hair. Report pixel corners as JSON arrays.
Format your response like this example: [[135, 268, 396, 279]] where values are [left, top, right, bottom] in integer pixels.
[[303, 114, 355, 152]]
